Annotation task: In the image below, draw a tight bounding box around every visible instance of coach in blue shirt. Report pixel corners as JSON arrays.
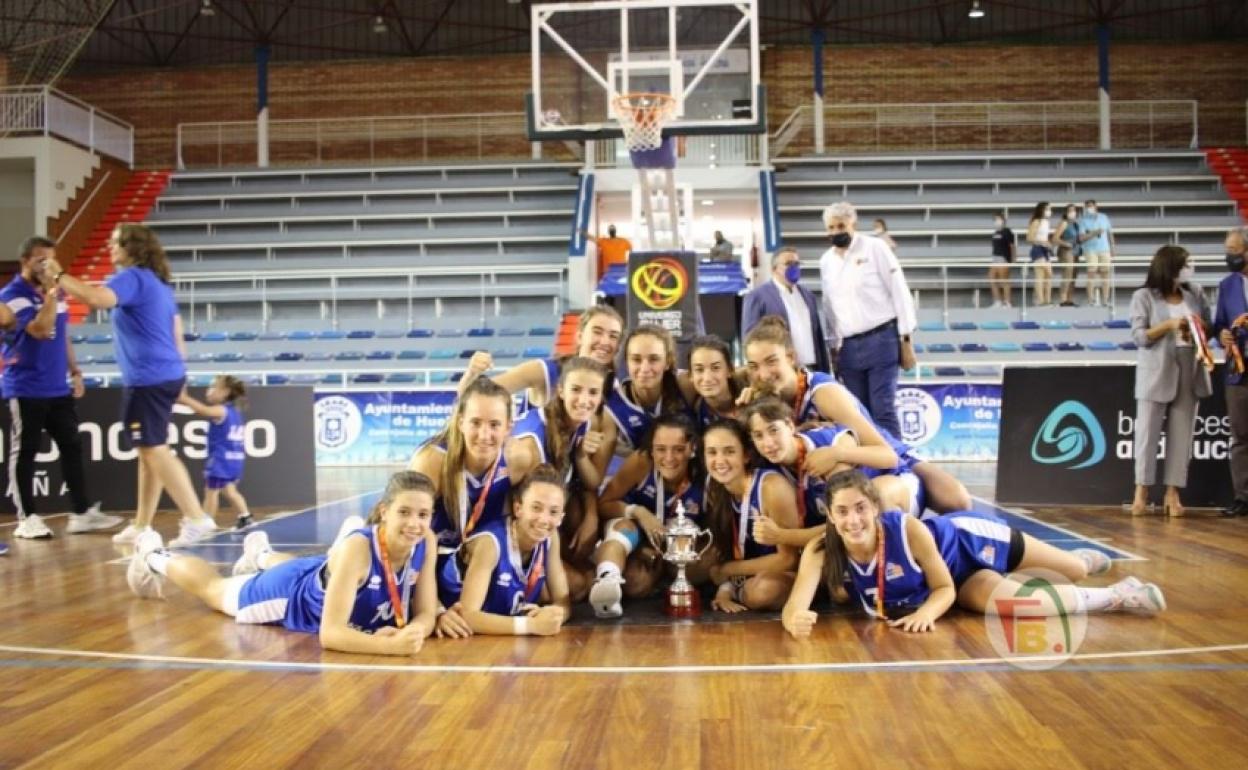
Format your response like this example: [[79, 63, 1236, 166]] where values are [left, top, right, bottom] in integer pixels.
[[1214, 225, 1248, 516], [2, 237, 122, 540], [42, 224, 217, 547]]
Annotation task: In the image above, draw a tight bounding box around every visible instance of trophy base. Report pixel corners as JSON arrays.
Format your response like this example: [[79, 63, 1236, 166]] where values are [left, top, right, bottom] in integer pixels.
[[664, 586, 702, 619]]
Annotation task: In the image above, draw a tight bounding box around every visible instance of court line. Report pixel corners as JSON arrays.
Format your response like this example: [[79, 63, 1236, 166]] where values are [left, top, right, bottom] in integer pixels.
[[973, 496, 1148, 562], [0, 641, 1243, 676]]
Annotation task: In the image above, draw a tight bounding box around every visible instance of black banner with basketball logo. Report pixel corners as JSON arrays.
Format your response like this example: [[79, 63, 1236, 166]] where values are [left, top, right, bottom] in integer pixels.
[[626, 250, 699, 343], [996, 366, 1231, 507], [0, 386, 317, 514]]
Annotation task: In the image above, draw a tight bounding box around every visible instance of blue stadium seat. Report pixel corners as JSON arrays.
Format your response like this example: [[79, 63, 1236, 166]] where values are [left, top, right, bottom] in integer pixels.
[[334, 351, 364, 361], [376, 329, 405, 339], [352, 373, 385, 384], [242, 375, 263, 385], [182, 332, 201, 342], [259, 330, 286, 341], [529, 326, 556, 336], [522, 347, 549, 358], [978, 320, 1009, 331], [988, 342, 1021, 353], [189, 352, 214, 362], [71, 334, 86, 344], [397, 350, 428, 360], [289, 373, 321, 385], [459, 349, 476, 358], [964, 365, 1002, 377], [429, 371, 453, 384], [1104, 319, 1131, 330], [86, 333, 112, 344], [1042, 320, 1071, 330], [468, 328, 496, 338], [1022, 342, 1053, 352], [1118, 341, 1138, 351], [386, 372, 418, 384], [266, 374, 290, 385], [407, 329, 434, 338], [451, 372, 466, 383], [437, 329, 465, 338], [911, 343, 925, 354], [1010, 321, 1040, 330], [1072, 320, 1102, 330], [95, 354, 116, 364], [230, 331, 258, 341], [84, 376, 105, 388], [275, 351, 304, 362], [950, 321, 978, 331], [497, 327, 527, 337], [319, 330, 346, 340], [918, 321, 946, 333], [288, 330, 316, 341], [189, 374, 214, 387], [1087, 341, 1118, 351], [429, 349, 459, 360], [958, 343, 988, 353], [214, 352, 243, 363], [493, 348, 520, 359], [926, 343, 956, 354], [1055, 341, 1085, 351], [366, 350, 395, 360], [201, 331, 228, 342], [244, 352, 272, 362], [319, 373, 344, 385], [347, 330, 375, 340], [934, 366, 966, 377], [304, 351, 333, 361]]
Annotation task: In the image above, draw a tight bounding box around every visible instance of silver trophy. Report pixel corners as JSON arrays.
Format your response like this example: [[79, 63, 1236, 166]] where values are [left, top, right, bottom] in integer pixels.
[[661, 499, 714, 617]]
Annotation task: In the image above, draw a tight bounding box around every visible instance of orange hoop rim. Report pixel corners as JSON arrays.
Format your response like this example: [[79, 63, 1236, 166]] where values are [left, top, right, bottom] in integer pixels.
[[611, 92, 678, 124]]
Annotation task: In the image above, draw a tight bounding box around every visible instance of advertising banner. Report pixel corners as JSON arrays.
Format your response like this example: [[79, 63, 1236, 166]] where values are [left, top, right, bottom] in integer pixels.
[[625, 250, 700, 343], [894, 383, 1002, 462], [314, 390, 457, 465]]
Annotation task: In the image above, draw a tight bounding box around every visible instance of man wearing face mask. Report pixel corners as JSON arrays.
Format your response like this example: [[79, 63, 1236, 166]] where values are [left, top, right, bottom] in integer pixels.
[[818, 201, 917, 436], [1213, 226, 1248, 516], [741, 246, 832, 373], [1078, 200, 1115, 307]]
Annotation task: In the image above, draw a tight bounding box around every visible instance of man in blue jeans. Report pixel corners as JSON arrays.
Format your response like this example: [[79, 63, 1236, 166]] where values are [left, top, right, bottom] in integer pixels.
[[818, 201, 917, 437]]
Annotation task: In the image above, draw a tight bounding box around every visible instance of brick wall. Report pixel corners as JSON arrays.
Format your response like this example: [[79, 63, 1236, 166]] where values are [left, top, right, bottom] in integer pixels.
[[57, 41, 1248, 168]]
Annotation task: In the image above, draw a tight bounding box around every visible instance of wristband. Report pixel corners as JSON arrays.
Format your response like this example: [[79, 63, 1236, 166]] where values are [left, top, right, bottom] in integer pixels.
[[513, 616, 529, 635]]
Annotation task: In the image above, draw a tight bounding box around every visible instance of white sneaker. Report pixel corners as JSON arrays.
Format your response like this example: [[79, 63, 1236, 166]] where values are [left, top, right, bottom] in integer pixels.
[[112, 523, 150, 545], [990, 301, 1003, 309], [168, 517, 218, 547], [334, 515, 366, 548], [232, 530, 272, 576], [127, 530, 167, 600], [14, 514, 53, 539], [1073, 548, 1112, 576], [1112, 578, 1165, 615], [589, 573, 625, 619], [66, 504, 124, 534]]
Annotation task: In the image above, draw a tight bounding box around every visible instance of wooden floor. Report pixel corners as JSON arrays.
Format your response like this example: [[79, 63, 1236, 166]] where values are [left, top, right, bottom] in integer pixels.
[[2, 467, 1247, 769]]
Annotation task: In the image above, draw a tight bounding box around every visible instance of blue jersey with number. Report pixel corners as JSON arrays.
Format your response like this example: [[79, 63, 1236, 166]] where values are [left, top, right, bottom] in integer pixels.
[[729, 468, 785, 561], [438, 518, 550, 616], [771, 425, 852, 525], [844, 509, 928, 619], [428, 444, 512, 549], [509, 407, 588, 484], [623, 465, 705, 524], [269, 526, 427, 634], [605, 379, 692, 455], [516, 357, 561, 416], [205, 403, 246, 481]]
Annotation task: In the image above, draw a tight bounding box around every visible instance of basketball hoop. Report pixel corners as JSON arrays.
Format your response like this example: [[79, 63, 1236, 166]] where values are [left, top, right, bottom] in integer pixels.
[[612, 92, 677, 152]]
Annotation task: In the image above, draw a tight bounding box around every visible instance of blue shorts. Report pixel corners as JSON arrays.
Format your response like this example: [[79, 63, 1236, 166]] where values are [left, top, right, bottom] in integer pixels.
[[230, 555, 325, 625], [1029, 245, 1052, 263], [120, 378, 185, 448], [205, 475, 241, 490]]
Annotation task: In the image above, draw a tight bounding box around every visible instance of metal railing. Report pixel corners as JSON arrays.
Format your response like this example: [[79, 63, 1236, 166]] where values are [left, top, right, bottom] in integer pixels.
[[0, 86, 134, 166], [176, 112, 531, 169], [775, 100, 1199, 157], [80, 367, 469, 390], [592, 133, 762, 167]]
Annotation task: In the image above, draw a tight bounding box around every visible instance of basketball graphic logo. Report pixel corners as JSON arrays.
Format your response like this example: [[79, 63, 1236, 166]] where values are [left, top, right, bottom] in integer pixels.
[[631, 257, 688, 311]]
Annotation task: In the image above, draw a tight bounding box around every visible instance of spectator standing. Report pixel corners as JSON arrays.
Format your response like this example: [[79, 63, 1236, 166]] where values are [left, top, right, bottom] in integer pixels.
[[741, 246, 832, 373], [708, 230, 734, 261], [872, 219, 898, 252], [1079, 199, 1115, 307], [1214, 225, 1248, 517], [1056, 204, 1083, 307], [583, 224, 632, 281], [1026, 202, 1054, 306], [988, 212, 1015, 308], [818, 201, 917, 436]]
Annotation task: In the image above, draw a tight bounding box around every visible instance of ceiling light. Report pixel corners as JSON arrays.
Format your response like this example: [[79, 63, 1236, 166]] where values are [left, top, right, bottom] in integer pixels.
[[968, 1, 985, 19], [373, 15, 388, 34], [200, 0, 215, 17], [701, 199, 714, 206]]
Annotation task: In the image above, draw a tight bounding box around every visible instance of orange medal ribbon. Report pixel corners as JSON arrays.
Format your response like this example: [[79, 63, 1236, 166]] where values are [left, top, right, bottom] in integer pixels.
[[374, 525, 409, 629], [874, 520, 887, 621], [462, 453, 502, 538]]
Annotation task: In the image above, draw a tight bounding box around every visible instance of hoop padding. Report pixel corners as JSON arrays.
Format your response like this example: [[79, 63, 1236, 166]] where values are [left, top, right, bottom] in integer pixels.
[[612, 93, 677, 152]]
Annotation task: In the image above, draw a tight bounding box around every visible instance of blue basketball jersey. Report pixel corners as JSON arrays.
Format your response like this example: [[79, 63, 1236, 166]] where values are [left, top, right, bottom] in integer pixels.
[[623, 465, 705, 524], [205, 403, 246, 481], [509, 407, 588, 484], [795, 368, 917, 473], [729, 468, 783, 561], [772, 425, 852, 525], [924, 511, 1013, 586], [429, 445, 512, 549], [516, 357, 561, 416], [694, 397, 735, 432], [605, 378, 691, 455], [253, 526, 427, 634], [438, 518, 550, 616], [844, 509, 928, 619]]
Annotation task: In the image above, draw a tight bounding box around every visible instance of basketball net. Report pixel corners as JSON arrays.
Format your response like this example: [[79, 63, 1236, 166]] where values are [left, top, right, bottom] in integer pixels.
[[612, 93, 677, 152]]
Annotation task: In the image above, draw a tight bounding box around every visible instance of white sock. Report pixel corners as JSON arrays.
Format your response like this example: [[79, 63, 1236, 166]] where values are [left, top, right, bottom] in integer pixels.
[[1078, 586, 1118, 613], [256, 550, 279, 570], [596, 562, 621, 580], [145, 550, 173, 576]]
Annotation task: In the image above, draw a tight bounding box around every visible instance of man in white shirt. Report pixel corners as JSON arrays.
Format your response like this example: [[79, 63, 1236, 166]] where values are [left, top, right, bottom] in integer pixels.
[[819, 201, 917, 436], [740, 246, 831, 372]]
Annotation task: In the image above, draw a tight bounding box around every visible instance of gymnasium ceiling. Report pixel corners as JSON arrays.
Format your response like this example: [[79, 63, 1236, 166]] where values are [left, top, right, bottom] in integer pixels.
[[1, 0, 1245, 77]]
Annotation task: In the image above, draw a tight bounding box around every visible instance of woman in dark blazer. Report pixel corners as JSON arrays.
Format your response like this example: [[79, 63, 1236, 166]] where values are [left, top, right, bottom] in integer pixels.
[[1129, 245, 1212, 516]]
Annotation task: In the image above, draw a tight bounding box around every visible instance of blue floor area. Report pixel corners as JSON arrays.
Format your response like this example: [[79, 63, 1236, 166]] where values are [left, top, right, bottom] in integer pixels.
[[177, 489, 1143, 564]]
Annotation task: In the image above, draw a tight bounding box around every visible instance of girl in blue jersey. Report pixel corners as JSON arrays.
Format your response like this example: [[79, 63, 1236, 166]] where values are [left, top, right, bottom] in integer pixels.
[[457, 304, 624, 413], [453, 464, 572, 636], [506, 357, 611, 596], [700, 419, 801, 613], [781, 471, 1165, 638], [742, 397, 899, 548], [178, 375, 253, 530], [45, 224, 218, 547], [743, 315, 972, 514], [125, 471, 440, 656], [589, 412, 707, 618], [687, 335, 744, 429], [602, 324, 697, 457]]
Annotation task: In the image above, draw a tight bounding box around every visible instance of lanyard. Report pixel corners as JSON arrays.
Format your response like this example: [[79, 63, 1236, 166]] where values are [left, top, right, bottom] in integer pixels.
[[509, 520, 548, 604], [374, 525, 410, 629], [732, 470, 758, 561], [793, 439, 809, 526], [790, 368, 809, 419], [460, 452, 502, 538], [653, 468, 691, 526], [874, 521, 887, 621]]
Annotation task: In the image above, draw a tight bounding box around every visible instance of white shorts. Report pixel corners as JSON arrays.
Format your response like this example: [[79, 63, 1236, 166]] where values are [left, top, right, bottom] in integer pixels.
[[1085, 250, 1111, 269]]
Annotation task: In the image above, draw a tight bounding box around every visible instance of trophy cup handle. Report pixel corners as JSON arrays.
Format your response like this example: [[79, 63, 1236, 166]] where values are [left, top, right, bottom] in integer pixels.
[[696, 527, 714, 559]]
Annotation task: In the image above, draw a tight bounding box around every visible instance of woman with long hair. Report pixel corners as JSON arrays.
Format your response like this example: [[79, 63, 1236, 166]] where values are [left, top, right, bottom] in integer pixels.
[[1128, 245, 1211, 516], [602, 323, 697, 457], [700, 419, 800, 613], [781, 471, 1163, 638], [588, 412, 706, 618], [125, 471, 440, 656], [1026, 201, 1055, 306], [687, 334, 744, 429]]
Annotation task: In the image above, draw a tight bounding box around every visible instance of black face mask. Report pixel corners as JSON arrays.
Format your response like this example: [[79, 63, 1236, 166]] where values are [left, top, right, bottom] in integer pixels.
[[830, 232, 852, 248], [1227, 252, 1247, 273]]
